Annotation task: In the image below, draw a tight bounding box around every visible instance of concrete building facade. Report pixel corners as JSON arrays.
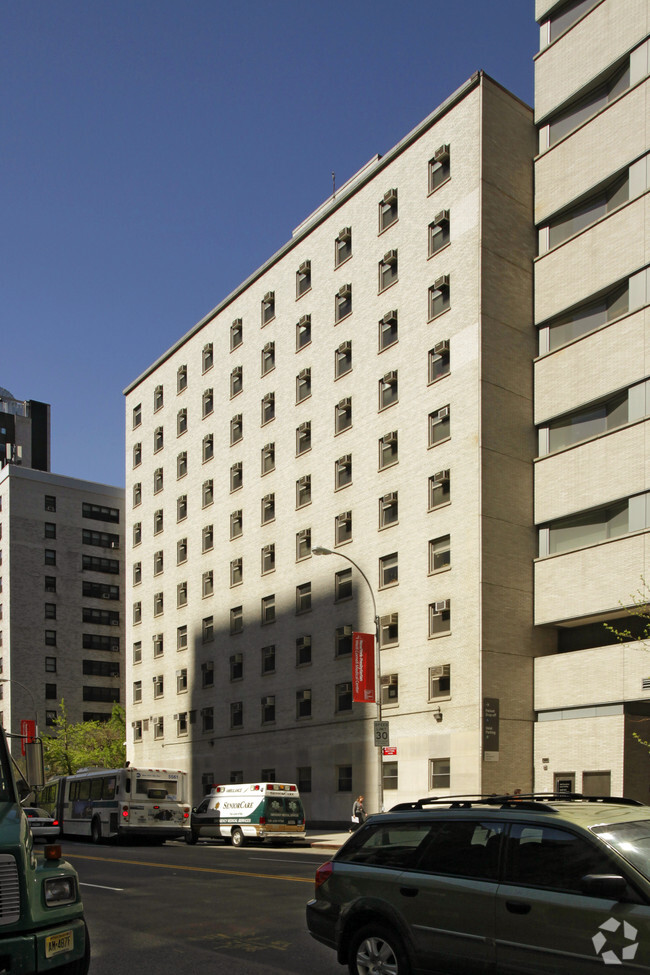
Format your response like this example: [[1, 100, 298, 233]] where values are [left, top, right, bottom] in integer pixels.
[[124, 72, 551, 819], [0, 464, 125, 757], [533, 0, 650, 800], [0, 387, 50, 472]]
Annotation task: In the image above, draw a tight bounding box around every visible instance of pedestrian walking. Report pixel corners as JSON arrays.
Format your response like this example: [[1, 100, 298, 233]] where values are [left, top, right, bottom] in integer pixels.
[[351, 795, 366, 831]]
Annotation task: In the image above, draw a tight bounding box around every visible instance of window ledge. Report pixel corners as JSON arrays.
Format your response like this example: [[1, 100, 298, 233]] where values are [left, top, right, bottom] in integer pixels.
[[429, 631, 451, 639], [429, 436, 451, 449], [428, 306, 451, 324], [378, 218, 399, 236], [428, 240, 451, 261], [428, 175, 451, 197], [378, 279, 398, 295]]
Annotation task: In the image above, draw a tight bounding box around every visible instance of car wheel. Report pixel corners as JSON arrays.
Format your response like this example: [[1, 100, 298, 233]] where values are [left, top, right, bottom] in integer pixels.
[[231, 827, 245, 848], [348, 923, 410, 975], [185, 829, 198, 845], [91, 818, 101, 845]]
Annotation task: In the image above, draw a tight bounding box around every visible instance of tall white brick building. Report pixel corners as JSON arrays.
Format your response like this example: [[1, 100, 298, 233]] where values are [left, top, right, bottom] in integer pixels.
[[533, 0, 650, 799], [124, 72, 552, 820]]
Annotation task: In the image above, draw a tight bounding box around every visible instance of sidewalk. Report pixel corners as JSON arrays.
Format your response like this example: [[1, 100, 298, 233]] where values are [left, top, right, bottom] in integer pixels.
[[306, 831, 350, 850]]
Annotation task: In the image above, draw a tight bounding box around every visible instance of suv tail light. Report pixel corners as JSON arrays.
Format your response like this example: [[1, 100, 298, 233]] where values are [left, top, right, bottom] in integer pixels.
[[315, 861, 333, 888]]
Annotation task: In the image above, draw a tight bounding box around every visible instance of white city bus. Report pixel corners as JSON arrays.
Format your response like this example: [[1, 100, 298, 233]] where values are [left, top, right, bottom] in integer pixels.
[[41, 766, 189, 842]]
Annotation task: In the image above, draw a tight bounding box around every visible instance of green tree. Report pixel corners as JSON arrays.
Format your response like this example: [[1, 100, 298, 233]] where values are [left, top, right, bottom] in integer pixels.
[[43, 701, 126, 777], [605, 578, 650, 750]]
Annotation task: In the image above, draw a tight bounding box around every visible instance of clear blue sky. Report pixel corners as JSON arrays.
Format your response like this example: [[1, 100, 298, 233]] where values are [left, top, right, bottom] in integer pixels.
[[2, 1, 538, 486]]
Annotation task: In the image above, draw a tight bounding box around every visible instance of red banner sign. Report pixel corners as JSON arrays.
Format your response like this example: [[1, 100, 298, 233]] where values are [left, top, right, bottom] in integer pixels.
[[20, 720, 36, 756], [352, 632, 376, 703]]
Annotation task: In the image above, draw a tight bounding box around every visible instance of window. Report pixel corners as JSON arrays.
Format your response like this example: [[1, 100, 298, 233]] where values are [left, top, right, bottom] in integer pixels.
[[296, 689, 311, 719], [544, 0, 598, 43], [429, 341, 450, 383], [296, 368, 311, 403], [261, 594, 275, 624], [230, 414, 243, 445], [202, 388, 214, 418], [133, 403, 142, 428], [133, 522, 142, 546], [543, 499, 630, 557], [296, 421, 311, 455], [429, 534, 451, 572], [177, 495, 187, 520], [200, 434, 213, 464], [378, 249, 398, 291], [543, 174, 629, 252], [335, 454, 352, 490], [176, 712, 188, 736], [82, 503, 119, 523], [261, 392, 275, 426], [44, 549, 56, 566], [44, 656, 57, 674], [297, 315, 311, 350], [296, 635, 312, 666], [153, 592, 163, 617], [296, 582, 312, 614], [154, 549, 164, 574], [154, 385, 163, 411], [261, 341, 275, 376], [380, 613, 399, 648], [202, 707, 214, 732], [176, 581, 188, 608], [230, 461, 243, 492], [297, 766, 312, 792], [230, 509, 243, 539], [381, 674, 399, 707], [153, 468, 163, 494], [378, 431, 398, 470], [153, 674, 164, 699], [261, 695, 275, 724], [203, 615, 214, 643], [546, 59, 633, 148], [429, 757, 450, 789], [261, 544, 275, 575], [45, 576, 56, 592], [543, 390, 629, 455], [261, 291, 275, 325], [45, 630, 56, 646], [231, 318, 243, 350], [429, 469, 450, 509], [261, 644, 276, 674], [383, 761, 398, 791], [45, 683, 57, 700], [175, 451, 188, 480], [230, 653, 243, 681], [230, 606, 243, 634], [429, 406, 450, 445], [202, 480, 213, 507], [335, 568, 352, 601], [379, 188, 398, 231], [202, 571, 213, 598], [202, 343, 213, 373], [335, 625, 352, 657], [335, 398, 352, 434], [379, 492, 398, 529], [429, 664, 451, 700], [202, 661, 214, 688], [44, 496, 56, 512], [379, 552, 398, 588], [177, 365, 187, 393], [44, 522, 56, 539], [429, 275, 450, 320], [335, 510, 352, 545], [231, 557, 243, 586], [429, 599, 451, 637], [153, 716, 164, 739], [261, 494, 275, 524], [177, 625, 188, 651], [336, 683, 352, 713], [231, 702, 243, 728], [542, 280, 630, 353], [133, 561, 141, 585], [296, 260, 311, 298], [335, 341, 352, 379], [429, 209, 450, 255], [176, 669, 188, 694], [379, 371, 398, 410], [335, 226, 352, 267], [177, 408, 187, 436], [229, 366, 243, 399], [296, 475, 311, 508], [133, 443, 142, 467], [261, 442, 275, 475], [429, 144, 450, 192], [296, 528, 311, 561], [379, 310, 398, 351], [154, 426, 163, 453], [202, 524, 213, 553], [335, 283, 352, 323]]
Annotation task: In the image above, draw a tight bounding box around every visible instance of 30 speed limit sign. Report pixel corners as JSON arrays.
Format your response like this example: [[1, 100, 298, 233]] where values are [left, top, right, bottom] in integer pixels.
[[374, 720, 390, 746]]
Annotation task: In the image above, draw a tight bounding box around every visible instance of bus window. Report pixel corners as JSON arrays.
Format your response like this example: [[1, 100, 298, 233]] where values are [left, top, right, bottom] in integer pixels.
[[90, 779, 103, 801], [104, 777, 116, 800], [78, 780, 91, 801]]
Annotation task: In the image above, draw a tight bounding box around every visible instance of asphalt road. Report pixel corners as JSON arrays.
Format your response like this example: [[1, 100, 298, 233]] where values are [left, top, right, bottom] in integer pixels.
[[58, 838, 339, 975]]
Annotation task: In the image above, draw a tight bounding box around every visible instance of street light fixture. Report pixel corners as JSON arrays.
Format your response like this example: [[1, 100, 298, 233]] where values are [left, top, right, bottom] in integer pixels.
[[313, 545, 384, 814], [0, 678, 39, 736]]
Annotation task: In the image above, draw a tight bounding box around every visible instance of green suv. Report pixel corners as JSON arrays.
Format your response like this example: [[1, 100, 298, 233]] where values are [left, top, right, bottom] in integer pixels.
[[306, 794, 650, 974]]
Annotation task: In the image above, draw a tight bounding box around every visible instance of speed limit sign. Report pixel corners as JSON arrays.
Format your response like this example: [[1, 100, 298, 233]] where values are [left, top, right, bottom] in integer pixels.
[[374, 720, 390, 746]]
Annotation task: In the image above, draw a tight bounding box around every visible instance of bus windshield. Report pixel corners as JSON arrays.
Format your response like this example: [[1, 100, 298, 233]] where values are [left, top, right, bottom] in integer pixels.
[[134, 777, 181, 800]]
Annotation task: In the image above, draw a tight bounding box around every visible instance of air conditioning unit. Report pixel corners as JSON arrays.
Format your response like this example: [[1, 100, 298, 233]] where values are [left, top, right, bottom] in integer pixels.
[[263, 494, 273, 504], [434, 274, 450, 291], [130, 721, 136, 728], [383, 249, 397, 264], [102, 592, 111, 599], [383, 371, 397, 383], [434, 209, 450, 225], [110, 619, 119, 626], [430, 665, 446, 678], [382, 310, 398, 324], [383, 188, 397, 203], [434, 144, 450, 162], [384, 431, 398, 444], [338, 226, 351, 240], [338, 284, 351, 298], [339, 397, 351, 408], [110, 541, 118, 549], [232, 317, 242, 327], [262, 696, 273, 707], [383, 492, 398, 504], [263, 342, 273, 353], [299, 421, 310, 432], [299, 368, 310, 380], [263, 291, 274, 303], [434, 340, 450, 355], [173, 714, 179, 722], [434, 600, 450, 613], [339, 340, 351, 353], [437, 406, 450, 419], [298, 260, 310, 273], [434, 469, 450, 482], [299, 314, 310, 326]]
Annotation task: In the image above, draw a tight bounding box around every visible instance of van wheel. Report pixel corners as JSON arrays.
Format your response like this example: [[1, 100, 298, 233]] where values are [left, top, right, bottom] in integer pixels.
[[231, 827, 245, 848], [91, 818, 102, 844], [348, 923, 410, 975]]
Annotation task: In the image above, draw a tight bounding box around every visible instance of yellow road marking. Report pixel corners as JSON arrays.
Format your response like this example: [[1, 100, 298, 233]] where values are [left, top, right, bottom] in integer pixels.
[[66, 852, 312, 884]]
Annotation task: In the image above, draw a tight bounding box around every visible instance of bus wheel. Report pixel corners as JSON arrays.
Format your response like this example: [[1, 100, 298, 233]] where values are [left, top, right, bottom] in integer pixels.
[[231, 827, 245, 848], [91, 818, 102, 844], [185, 830, 198, 845]]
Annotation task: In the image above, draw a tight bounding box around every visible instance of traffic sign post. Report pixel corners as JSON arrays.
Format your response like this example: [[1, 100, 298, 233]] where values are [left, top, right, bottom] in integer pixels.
[[374, 720, 390, 747]]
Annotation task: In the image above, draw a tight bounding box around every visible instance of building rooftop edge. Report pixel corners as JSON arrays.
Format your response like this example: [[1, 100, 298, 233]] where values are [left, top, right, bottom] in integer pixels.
[[124, 71, 530, 397], [0, 463, 124, 498]]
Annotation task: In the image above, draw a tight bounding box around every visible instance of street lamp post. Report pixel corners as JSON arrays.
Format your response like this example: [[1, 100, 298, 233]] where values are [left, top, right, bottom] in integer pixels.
[[0, 678, 39, 737], [313, 546, 384, 814]]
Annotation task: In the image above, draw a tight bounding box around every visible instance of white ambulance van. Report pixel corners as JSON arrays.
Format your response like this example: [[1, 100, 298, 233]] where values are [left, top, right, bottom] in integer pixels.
[[185, 781, 306, 847]]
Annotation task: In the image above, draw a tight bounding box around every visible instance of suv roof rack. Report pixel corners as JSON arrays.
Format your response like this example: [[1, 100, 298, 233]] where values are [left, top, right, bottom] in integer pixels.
[[389, 792, 644, 813]]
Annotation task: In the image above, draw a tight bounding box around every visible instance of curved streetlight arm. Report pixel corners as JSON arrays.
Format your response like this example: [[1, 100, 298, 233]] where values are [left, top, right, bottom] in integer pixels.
[[0, 678, 39, 736]]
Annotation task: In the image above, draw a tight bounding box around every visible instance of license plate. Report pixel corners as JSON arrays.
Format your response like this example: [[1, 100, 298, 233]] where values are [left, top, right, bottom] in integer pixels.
[[287, 820, 295, 825], [46, 930, 73, 958]]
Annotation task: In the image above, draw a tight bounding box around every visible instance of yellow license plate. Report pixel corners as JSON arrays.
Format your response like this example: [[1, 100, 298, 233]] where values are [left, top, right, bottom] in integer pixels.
[[46, 930, 73, 958]]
